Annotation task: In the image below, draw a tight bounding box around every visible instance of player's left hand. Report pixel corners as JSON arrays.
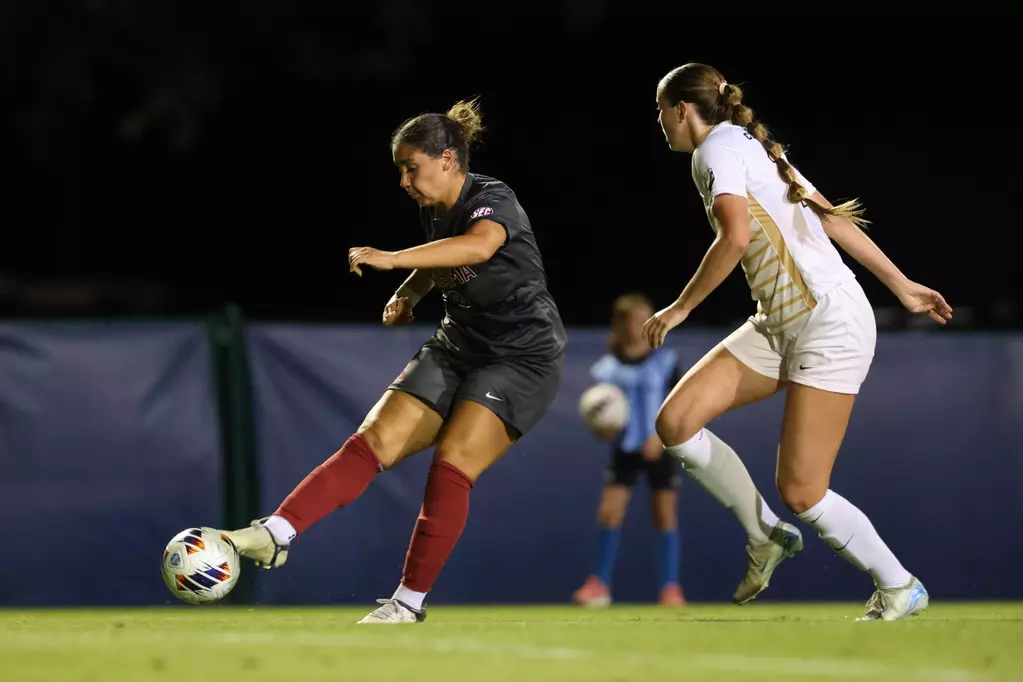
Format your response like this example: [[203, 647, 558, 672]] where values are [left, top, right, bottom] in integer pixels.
[[642, 301, 689, 348], [895, 280, 953, 325], [348, 247, 396, 276]]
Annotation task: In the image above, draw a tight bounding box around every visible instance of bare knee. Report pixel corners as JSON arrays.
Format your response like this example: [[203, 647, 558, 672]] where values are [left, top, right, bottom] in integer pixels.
[[655, 400, 704, 446], [656, 347, 775, 446], [776, 443, 834, 515], [597, 487, 629, 528], [650, 492, 677, 531], [777, 479, 827, 515], [356, 421, 402, 470], [434, 440, 487, 483], [598, 506, 625, 528]]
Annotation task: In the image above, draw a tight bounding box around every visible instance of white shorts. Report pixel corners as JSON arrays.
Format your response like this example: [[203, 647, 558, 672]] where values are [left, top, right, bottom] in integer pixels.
[[721, 278, 877, 395]]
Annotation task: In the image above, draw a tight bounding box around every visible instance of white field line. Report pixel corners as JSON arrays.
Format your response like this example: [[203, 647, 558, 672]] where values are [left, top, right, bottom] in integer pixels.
[[4, 630, 989, 682]]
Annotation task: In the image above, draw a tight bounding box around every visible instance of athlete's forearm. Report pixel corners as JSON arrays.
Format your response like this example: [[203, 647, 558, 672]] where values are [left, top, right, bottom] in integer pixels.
[[812, 192, 907, 292], [676, 234, 746, 315], [392, 235, 495, 270], [395, 269, 434, 305], [822, 218, 907, 292]]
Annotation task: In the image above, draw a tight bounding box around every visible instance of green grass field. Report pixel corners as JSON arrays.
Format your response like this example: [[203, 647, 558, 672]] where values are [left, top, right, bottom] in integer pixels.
[[2, 603, 1020, 682]]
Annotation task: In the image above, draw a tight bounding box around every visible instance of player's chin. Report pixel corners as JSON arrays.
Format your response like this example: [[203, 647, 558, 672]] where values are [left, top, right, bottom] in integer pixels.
[[666, 135, 690, 153], [407, 191, 435, 206]]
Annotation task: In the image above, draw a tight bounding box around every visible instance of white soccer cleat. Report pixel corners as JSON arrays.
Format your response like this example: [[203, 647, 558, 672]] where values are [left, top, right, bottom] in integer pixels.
[[356, 599, 427, 624], [857, 576, 929, 621], [219, 519, 289, 569], [733, 522, 804, 604]]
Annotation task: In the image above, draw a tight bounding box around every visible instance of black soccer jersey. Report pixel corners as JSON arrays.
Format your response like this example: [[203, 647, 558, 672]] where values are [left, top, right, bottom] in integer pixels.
[[420, 173, 566, 361]]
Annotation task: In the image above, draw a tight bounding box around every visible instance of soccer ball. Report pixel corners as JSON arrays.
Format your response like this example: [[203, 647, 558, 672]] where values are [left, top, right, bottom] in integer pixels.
[[161, 527, 240, 604], [578, 382, 630, 434]]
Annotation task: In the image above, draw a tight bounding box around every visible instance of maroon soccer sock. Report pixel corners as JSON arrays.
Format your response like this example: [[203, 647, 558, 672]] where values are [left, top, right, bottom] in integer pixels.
[[401, 460, 474, 593], [274, 433, 383, 536]]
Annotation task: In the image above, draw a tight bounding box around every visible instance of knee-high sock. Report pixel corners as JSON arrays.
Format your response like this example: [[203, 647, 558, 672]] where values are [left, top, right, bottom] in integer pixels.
[[274, 433, 382, 537], [665, 429, 780, 545], [798, 490, 913, 589], [400, 461, 474, 598]]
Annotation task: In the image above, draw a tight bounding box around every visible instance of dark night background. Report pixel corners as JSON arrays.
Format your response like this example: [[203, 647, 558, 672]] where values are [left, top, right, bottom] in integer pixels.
[[1, 3, 1016, 329], [3, 5, 1023, 651]]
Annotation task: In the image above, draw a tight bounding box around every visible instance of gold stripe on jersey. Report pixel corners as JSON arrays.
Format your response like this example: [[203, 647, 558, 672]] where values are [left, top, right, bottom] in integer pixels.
[[752, 255, 780, 279], [750, 226, 765, 244], [772, 280, 796, 298], [765, 292, 805, 317], [772, 306, 812, 329], [748, 194, 817, 310], [744, 240, 771, 266], [739, 194, 817, 333], [752, 270, 782, 294]]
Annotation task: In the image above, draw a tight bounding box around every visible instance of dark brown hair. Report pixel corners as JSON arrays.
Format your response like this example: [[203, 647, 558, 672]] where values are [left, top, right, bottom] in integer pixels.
[[659, 63, 869, 228], [391, 98, 484, 171]]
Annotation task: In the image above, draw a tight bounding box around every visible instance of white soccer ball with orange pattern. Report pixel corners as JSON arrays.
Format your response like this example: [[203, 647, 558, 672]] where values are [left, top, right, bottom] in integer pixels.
[[161, 527, 241, 604]]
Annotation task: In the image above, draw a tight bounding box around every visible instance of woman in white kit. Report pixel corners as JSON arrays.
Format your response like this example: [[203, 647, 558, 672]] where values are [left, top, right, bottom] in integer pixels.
[[645, 62, 952, 621]]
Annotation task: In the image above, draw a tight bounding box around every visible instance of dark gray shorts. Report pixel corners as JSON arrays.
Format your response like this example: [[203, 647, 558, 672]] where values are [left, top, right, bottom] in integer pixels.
[[389, 336, 564, 438], [606, 448, 681, 490]]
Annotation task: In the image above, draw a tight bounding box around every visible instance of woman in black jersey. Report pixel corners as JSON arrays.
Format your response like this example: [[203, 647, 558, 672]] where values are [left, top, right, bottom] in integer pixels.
[[219, 99, 566, 624]]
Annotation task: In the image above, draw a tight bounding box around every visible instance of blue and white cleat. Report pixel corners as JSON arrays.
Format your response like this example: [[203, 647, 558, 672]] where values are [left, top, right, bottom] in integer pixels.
[[733, 522, 804, 604], [857, 576, 929, 621]]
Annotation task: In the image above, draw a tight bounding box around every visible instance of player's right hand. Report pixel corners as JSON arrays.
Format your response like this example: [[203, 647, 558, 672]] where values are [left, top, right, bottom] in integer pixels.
[[382, 295, 414, 326], [643, 301, 689, 348]]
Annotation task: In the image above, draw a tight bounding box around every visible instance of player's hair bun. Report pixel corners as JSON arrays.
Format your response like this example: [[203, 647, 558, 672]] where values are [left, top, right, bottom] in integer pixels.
[[446, 98, 484, 146]]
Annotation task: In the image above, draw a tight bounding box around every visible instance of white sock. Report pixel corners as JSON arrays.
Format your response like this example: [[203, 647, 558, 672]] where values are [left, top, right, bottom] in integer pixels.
[[797, 490, 912, 589], [392, 583, 427, 611], [261, 515, 297, 545], [666, 428, 779, 545]]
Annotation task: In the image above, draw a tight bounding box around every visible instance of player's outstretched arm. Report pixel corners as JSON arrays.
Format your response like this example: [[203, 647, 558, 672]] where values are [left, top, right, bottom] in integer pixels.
[[812, 192, 952, 324], [349, 221, 506, 275], [643, 193, 749, 348]]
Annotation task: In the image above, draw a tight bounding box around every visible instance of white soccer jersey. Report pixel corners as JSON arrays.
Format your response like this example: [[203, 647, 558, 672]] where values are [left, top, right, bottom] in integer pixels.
[[691, 122, 856, 333]]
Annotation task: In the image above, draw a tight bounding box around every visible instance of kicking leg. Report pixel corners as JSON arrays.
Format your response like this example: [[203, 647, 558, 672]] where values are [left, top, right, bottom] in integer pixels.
[[223, 389, 442, 568], [779, 383, 927, 621], [359, 400, 515, 623]]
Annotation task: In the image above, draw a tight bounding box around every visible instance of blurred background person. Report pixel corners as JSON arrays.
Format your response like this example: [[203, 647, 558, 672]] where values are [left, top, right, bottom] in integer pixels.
[[572, 293, 686, 607]]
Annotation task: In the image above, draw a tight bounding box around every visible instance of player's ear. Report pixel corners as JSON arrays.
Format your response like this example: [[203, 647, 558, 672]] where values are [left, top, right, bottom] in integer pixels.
[[676, 102, 688, 122], [441, 149, 456, 172]]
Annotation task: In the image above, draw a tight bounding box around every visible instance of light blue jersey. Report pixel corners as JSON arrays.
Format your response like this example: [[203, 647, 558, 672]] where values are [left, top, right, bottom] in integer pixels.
[[590, 347, 680, 453]]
